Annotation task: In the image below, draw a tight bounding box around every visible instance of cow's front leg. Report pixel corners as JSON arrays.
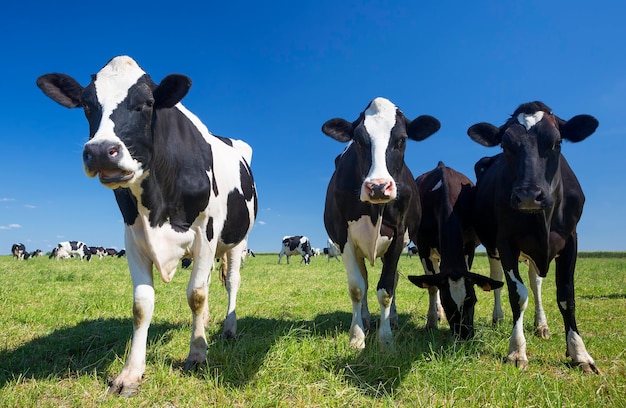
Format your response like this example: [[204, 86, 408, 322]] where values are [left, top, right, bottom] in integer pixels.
[[556, 237, 599, 374], [527, 260, 550, 339], [377, 245, 402, 350], [343, 243, 367, 350], [108, 247, 154, 397], [502, 259, 529, 369]]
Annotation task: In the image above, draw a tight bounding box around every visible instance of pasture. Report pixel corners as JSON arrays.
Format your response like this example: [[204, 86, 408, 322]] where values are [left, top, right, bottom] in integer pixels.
[[0, 253, 624, 407]]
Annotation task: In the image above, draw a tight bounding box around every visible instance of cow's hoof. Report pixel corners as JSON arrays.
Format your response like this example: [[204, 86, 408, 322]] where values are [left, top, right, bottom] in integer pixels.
[[505, 356, 528, 370], [184, 358, 208, 372], [535, 325, 550, 339], [107, 378, 140, 398], [576, 361, 601, 374]]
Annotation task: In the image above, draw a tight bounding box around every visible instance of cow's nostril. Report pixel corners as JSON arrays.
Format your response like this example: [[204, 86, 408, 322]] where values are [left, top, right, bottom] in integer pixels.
[[109, 147, 119, 158]]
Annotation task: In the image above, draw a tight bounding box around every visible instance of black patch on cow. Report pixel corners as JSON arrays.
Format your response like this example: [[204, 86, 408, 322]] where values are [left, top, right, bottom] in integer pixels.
[[213, 135, 233, 147], [139, 107, 213, 232], [221, 190, 250, 245], [114, 188, 139, 225], [206, 216, 214, 242]]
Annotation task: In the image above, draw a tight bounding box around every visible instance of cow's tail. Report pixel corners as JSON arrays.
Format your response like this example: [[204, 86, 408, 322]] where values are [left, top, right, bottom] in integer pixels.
[[219, 253, 228, 286]]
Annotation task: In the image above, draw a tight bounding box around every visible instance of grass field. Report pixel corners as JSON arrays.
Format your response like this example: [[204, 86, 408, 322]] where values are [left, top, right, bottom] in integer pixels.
[[0, 252, 624, 407]]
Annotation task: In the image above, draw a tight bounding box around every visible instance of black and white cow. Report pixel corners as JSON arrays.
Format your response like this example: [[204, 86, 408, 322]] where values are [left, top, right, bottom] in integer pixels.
[[406, 245, 418, 258], [323, 97, 440, 350], [407, 161, 502, 339], [30, 249, 43, 258], [104, 248, 118, 257], [278, 235, 313, 265], [324, 237, 341, 262], [11, 243, 26, 260], [37, 55, 258, 396], [50, 241, 90, 260], [468, 101, 598, 373], [87, 246, 106, 260]]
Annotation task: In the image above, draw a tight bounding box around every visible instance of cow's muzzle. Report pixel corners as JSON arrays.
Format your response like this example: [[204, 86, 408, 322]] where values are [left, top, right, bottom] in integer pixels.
[[511, 186, 553, 212], [362, 179, 396, 203], [83, 142, 134, 185]]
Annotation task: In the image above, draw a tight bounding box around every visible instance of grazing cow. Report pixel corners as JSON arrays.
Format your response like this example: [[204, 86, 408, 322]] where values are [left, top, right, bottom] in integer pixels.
[[116, 249, 126, 258], [241, 247, 255, 267], [30, 249, 43, 257], [324, 238, 341, 262], [11, 243, 26, 260], [37, 55, 258, 396], [467, 101, 598, 373], [407, 161, 502, 339], [406, 245, 418, 258], [50, 241, 90, 260], [278, 235, 313, 265], [322, 97, 440, 349], [105, 248, 118, 257], [87, 246, 106, 260]]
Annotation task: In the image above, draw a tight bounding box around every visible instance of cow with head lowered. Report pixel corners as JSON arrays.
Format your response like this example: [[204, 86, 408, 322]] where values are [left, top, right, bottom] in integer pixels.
[[37, 56, 258, 396], [278, 235, 313, 265], [11, 243, 26, 260], [468, 101, 598, 373], [323, 97, 440, 350], [407, 161, 502, 339]]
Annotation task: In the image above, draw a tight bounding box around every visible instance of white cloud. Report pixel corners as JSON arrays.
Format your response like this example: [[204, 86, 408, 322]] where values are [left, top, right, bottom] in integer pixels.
[[24, 204, 37, 209], [0, 224, 22, 230], [0, 198, 16, 202], [257, 220, 266, 225]]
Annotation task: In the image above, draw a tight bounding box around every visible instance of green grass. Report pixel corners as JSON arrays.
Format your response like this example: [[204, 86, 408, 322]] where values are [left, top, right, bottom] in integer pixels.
[[0, 253, 624, 407]]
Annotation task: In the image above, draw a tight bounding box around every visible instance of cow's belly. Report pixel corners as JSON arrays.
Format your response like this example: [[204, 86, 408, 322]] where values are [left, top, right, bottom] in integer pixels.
[[347, 215, 392, 266]]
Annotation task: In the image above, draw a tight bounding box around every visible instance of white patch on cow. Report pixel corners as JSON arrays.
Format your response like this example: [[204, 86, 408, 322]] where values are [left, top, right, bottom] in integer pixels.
[[431, 179, 443, 191], [566, 329, 595, 366], [362, 97, 397, 199], [559, 301, 568, 310], [517, 111, 544, 130], [347, 214, 392, 266], [449, 277, 466, 311], [87, 56, 146, 180]]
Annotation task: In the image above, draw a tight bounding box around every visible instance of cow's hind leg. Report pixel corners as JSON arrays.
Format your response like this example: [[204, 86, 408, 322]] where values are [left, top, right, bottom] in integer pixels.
[[221, 241, 245, 339], [527, 260, 550, 339], [420, 250, 444, 329], [488, 256, 505, 325], [108, 247, 154, 397]]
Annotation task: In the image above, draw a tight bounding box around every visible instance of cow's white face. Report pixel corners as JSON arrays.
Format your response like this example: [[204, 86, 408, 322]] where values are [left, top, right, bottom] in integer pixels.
[[84, 57, 147, 187], [361, 97, 399, 203]]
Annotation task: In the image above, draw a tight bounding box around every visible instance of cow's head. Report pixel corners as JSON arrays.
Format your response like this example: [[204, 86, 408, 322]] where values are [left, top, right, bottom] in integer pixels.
[[322, 97, 440, 204], [37, 56, 191, 189], [468, 101, 598, 212], [408, 271, 503, 339]]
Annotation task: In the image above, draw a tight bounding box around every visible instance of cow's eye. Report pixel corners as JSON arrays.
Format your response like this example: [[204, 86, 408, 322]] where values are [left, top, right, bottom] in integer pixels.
[[552, 141, 562, 152]]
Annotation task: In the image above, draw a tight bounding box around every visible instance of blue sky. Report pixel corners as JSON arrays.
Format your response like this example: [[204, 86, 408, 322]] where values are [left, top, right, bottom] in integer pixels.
[[1, 1, 625, 254]]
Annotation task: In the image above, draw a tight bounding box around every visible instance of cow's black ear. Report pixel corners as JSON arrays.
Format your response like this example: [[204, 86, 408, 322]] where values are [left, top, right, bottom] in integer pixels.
[[36, 73, 84, 108], [407, 274, 446, 289], [407, 115, 441, 141], [154, 74, 192, 109], [466, 271, 504, 291], [322, 118, 353, 142], [467, 122, 501, 147], [559, 114, 599, 143]]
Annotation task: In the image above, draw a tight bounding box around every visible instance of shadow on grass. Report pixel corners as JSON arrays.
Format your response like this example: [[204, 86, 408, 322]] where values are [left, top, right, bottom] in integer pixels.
[[0, 311, 488, 398], [0, 318, 175, 387]]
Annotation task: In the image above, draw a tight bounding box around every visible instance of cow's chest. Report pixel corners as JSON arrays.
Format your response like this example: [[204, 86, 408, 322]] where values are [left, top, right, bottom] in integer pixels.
[[347, 215, 393, 265]]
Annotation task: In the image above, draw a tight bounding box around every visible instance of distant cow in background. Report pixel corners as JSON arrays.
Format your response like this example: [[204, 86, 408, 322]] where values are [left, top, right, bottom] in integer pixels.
[[468, 101, 598, 372], [105, 248, 119, 257], [30, 249, 43, 257], [87, 246, 106, 260], [50, 241, 90, 260], [323, 238, 341, 262], [407, 161, 502, 339], [406, 245, 418, 258], [11, 243, 26, 260], [278, 236, 313, 265], [323, 97, 440, 350]]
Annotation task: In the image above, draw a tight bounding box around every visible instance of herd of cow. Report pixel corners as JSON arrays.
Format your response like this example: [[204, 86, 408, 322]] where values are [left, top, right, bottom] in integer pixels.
[[11, 241, 126, 261], [33, 56, 598, 395]]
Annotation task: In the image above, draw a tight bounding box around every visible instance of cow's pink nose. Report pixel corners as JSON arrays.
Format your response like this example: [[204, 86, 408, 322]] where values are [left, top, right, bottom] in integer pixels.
[[364, 179, 394, 201]]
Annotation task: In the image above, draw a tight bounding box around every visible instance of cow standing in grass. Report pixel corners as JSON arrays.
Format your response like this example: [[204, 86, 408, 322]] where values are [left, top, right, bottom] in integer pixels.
[[467, 101, 598, 373], [407, 161, 502, 339], [323, 97, 440, 350], [37, 56, 258, 395]]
